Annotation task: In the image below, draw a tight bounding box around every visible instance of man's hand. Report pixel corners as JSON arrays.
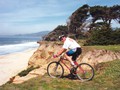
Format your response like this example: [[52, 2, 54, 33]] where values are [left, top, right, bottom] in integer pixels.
[[53, 55, 58, 58]]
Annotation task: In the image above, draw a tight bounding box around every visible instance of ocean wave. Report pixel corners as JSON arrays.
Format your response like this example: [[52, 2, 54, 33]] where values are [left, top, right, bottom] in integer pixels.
[[0, 42, 39, 55]]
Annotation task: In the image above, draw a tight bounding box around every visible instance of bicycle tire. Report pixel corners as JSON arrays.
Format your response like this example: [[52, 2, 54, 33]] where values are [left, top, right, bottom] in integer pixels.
[[76, 63, 94, 82], [47, 61, 64, 78]]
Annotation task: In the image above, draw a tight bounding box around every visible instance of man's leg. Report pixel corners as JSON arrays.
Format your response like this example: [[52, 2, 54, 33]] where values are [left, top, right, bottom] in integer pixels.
[[64, 53, 75, 66]]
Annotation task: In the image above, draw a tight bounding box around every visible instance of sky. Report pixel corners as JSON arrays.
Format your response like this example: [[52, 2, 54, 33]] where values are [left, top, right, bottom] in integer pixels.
[[0, 0, 120, 35]]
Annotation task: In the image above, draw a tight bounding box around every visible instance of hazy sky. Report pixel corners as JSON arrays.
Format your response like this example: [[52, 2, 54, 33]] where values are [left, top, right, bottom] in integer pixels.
[[0, 0, 119, 35]]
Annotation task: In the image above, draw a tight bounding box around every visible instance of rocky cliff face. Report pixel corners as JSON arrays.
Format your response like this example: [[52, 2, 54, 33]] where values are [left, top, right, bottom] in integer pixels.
[[11, 42, 120, 84], [28, 41, 62, 67], [81, 49, 120, 67], [11, 41, 62, 84]]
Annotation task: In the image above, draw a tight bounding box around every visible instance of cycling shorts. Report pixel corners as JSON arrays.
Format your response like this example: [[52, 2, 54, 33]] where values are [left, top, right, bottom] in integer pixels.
[[66, 48, 82, 61]]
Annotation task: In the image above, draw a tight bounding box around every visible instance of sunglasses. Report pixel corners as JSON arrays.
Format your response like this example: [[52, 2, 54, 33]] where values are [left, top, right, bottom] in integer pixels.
[[59, 37, 64, 41]]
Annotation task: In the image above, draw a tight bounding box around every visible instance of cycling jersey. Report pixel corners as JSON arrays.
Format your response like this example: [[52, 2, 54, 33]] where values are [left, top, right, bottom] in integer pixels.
[[62, 37, 82, 61], [62, 37, 81, 49]]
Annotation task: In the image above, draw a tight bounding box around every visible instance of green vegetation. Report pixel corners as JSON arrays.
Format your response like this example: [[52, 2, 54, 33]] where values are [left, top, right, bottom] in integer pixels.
[[1, 59, 120, 90], [85, 27, 120, 45], [43, 4, 120, 46], [18, 66, 39, 77], [91, 45, 120, 52], [43, 25, 68, 41], [82, 45, 120, 52]]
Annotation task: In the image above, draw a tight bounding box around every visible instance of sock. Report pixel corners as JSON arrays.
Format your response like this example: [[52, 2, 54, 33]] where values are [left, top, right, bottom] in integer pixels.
[[71, 61, 75, 66]]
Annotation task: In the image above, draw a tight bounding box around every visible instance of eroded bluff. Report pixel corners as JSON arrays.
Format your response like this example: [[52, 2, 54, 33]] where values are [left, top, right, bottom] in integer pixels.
[[12, 41, 120, 84]]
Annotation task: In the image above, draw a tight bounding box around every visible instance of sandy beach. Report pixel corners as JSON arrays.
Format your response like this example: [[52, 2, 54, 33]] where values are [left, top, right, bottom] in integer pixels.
[[0, 48, 37, 86]]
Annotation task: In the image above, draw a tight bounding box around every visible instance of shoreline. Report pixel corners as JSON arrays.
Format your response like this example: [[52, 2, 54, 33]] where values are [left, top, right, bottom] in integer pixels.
[[0, 48, 37, 86]]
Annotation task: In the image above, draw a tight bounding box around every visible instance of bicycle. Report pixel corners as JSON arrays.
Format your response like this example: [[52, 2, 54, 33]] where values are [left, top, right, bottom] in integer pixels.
[[47, 55, 94, 82]]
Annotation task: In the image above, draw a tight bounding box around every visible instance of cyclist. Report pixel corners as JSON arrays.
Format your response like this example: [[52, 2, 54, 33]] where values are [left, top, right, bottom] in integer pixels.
[[54, 35, 82, 67]]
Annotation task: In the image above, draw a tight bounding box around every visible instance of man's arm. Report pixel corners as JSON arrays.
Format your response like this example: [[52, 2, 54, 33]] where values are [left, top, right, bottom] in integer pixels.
[[56, 48, 67, 56]]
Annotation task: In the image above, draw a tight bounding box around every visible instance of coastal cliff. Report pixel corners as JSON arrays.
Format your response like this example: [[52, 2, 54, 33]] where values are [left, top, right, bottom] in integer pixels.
[[11, 41, 120, 84]]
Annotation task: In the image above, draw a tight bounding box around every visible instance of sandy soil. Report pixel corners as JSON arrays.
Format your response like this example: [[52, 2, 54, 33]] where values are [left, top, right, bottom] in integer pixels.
[[0, 48, 37, 86]]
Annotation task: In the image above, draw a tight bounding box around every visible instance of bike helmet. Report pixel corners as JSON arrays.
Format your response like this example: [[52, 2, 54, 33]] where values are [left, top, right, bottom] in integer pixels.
[[59, 35, 65, 41]]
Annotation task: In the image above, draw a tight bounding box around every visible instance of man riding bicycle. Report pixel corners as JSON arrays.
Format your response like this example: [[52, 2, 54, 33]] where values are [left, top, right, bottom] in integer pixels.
[[54, 35, 82, 67]]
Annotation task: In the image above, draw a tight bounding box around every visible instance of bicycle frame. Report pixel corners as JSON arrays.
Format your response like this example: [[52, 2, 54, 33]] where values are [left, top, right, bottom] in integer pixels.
[[58, 56, 85, 73], [47, 56, 95, 81]]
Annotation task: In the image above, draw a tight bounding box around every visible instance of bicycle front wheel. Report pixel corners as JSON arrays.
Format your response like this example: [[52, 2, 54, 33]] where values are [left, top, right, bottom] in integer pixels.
[[76, 63, 94, 82], [47, 61, 64, 78]]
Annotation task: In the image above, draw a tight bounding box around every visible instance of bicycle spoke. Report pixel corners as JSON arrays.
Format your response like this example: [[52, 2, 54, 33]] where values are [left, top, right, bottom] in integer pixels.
[[76, 63, 94, 81], [47, 62, 64, 78]]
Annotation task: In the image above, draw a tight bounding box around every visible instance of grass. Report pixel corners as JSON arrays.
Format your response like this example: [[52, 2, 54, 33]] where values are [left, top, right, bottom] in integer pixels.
[[91, 45, 120, 52], [0, 59, 120, 90], [82, 45, 120, 52]]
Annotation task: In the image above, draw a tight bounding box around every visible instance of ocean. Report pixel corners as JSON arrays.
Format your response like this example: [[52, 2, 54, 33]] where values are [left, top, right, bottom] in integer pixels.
[[0, 35, 41, 55]]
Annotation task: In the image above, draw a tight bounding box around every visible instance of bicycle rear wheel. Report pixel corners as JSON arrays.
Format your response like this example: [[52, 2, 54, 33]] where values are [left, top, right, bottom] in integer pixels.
[[76, 63, 94, 82], [47, 61, 64, 78]]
